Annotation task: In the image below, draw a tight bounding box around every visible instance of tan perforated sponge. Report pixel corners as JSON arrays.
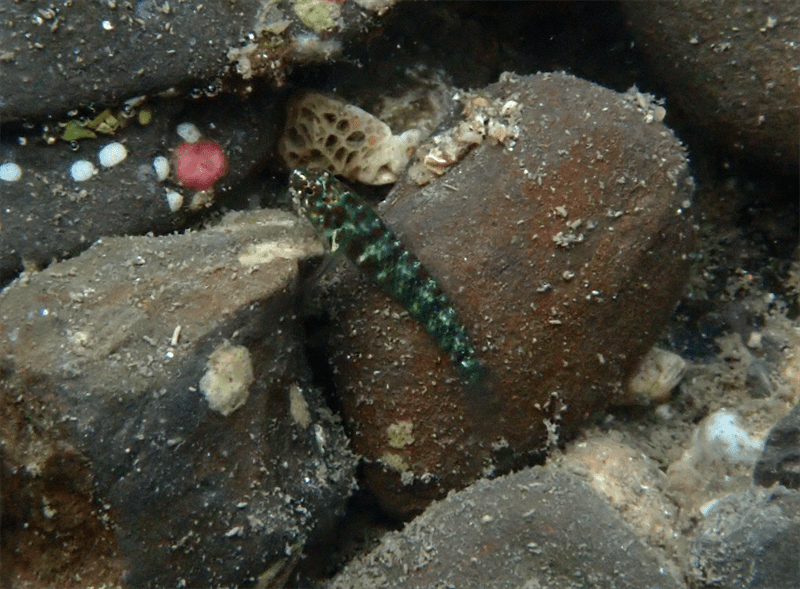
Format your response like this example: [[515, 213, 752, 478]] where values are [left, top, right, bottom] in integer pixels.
[[280, 92, 420, 185]]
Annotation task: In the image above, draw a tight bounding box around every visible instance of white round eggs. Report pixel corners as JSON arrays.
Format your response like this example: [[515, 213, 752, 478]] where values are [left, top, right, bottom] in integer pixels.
[[0, 162, 22, 182], [98, 142, 128, 168], [70, 160, 97, 182]]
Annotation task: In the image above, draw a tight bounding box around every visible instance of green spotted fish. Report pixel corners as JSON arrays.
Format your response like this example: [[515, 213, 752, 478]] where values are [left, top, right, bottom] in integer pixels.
[[290, 168, 485, 386]]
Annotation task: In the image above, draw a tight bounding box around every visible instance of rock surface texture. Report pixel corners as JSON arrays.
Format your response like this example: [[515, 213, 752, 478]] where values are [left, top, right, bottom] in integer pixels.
[[688, 485, 800, 588], [0, 93, 283, 288], [328, 464, 686, 589], [754, 400, 800, 490], [2, 3, 796, 587], [623, 0, 800, 174], [0, 0, 389, 121], [312, 72, 695, 515], [0, 210, 356, 587]]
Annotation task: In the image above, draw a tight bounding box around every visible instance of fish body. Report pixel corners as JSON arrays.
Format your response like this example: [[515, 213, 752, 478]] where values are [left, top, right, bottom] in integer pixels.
[[290, 168, 484, 385]]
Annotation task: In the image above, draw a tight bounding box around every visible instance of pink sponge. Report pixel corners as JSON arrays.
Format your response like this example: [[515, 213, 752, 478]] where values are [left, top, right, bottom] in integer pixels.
[[175, 140, 228, 190]]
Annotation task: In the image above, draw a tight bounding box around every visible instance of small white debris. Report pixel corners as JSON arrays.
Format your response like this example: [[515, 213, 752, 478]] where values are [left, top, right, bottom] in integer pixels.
[[170, 325, 182, 347], [165, 188, 184, 212], [101, 20, 114, 31], [746, 331, 763, 349], [153, 155, 170, 181], [98, 142, 128, 167], [289, 383, 312, 429], [70, 160, 97, 182], [124, 95, 147, 109], [42, 498, 57, 519], [0, 162, 22, 182], [314, 423, 327, 453], [176, 122, 202, 143]]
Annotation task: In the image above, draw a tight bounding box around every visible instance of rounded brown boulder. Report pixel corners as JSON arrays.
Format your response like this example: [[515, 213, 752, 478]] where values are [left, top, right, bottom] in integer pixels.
[[313, 72, 695, 516]]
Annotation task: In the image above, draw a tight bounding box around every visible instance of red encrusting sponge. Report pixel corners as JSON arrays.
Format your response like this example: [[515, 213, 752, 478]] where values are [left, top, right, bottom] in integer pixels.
[[175, 140, 228, 190]]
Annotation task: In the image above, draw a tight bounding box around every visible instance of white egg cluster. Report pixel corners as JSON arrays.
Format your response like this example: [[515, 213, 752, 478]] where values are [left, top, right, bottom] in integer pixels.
[[68, 141, 128, 182]]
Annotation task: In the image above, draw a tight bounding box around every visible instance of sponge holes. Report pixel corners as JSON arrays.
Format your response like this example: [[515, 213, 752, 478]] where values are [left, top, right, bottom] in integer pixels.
[[320, 129, 368, 149], [299, 106, 320, 125], [335, 119, 351, 133], [285, 126, 307, 149], [330, 148, 358, 165], [345, 130, 367, 147]]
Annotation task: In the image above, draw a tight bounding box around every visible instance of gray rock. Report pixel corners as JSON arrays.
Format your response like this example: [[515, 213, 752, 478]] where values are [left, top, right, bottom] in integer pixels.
[[0, 209, 357, 587], [688, 485, 800, 588], [0, 0, 264, 121], [754, 401, 800, 490], [327, 464, 686, 589], [0, 0, 386, 121]]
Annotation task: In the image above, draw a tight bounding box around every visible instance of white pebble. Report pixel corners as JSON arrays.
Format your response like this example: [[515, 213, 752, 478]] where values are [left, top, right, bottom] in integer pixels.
[[176, 122, 202, 143], [70, 160, 97, 182], [165, 188, 184, 212], [0, 162, 22, 182], [98, 142, 128, 168], [153, 156, 170, 182]]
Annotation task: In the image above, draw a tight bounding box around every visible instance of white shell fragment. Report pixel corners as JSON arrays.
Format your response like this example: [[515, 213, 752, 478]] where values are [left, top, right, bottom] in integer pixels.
[[176, 122, 202, 143], [70, 160, 97, 182], [626, 346, 687, 403], [692, 409, 764, 466], [0, 162, 22, 182], [199, 341, 254, 416], [98, 142, 128, 168], [165, 188, 184, 212], [153, 155, 170, 182]]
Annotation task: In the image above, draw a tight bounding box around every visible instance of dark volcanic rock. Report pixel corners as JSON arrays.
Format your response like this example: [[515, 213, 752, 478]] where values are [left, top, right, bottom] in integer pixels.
[[309, 72, 695, 516], [0, 0, 265, 121], [328, 464, 686, 589], [0, 92, 283, 288], [0, 209, 357, 587], [754, 401, 800, 490], [688, 485, 800, 588], [623, 0, 800, 174], [0, 0, 389, 122]]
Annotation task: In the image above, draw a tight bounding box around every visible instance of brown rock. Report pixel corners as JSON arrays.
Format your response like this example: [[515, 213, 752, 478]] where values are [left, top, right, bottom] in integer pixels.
[[311, 72, 695, 516], [0, 209, 357, 587], [623, 0, 800, 174]]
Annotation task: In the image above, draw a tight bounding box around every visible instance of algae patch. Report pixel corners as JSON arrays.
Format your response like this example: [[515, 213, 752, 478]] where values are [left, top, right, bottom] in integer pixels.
[[199, 341, 254, 416], [387, 420, 415, 448]]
